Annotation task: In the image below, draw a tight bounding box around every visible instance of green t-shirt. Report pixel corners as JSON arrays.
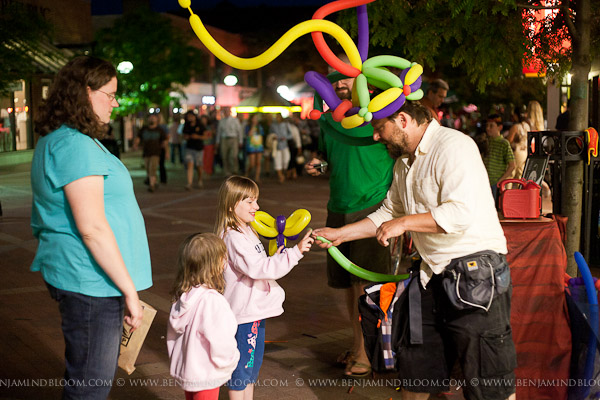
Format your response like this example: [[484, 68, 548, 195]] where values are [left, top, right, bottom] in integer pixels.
[[318, 116, 394, 214], [484, 135, 515, 185], [30, 125, 153, 297]]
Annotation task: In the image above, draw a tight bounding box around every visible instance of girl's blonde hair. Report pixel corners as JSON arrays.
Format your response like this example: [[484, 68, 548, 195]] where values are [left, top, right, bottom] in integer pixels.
[[171, 233, 227, 301], [527, 100, 545, 131], [214, 175, 259, 237]]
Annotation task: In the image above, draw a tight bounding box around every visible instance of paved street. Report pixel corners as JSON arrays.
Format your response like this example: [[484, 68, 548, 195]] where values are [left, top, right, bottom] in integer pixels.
[[0, 152, 464, 400]]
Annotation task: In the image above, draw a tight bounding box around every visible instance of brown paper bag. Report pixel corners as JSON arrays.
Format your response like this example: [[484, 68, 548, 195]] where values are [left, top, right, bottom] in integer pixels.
[[118, 300, 157, 374]]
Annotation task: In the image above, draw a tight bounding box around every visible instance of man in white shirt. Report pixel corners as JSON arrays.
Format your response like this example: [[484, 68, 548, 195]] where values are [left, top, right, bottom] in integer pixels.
[[313, 101, 516, 400], [216, 107, 243, 175]]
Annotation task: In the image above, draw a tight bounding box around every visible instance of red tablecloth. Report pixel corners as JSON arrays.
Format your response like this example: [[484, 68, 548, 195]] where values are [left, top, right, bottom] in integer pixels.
[[502, 217, 571, 400], [203, 144, 214, 175]]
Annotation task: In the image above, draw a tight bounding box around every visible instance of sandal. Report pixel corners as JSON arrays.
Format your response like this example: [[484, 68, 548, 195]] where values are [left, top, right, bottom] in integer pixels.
[[336, 350, 354, 366], [344, 360, 372, 379]]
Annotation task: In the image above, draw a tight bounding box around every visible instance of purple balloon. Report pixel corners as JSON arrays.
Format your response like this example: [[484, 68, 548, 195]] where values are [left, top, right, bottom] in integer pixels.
[[276, 234, 285, 249], [399, 68, 409, 81], [372, 94, 406, 119], [288, 234, 299, 241], [357, 5, 369, 62], [276, 215, 286, 233], [347, 106, 360, 116], [410, 75, 422, 92], [305, 71, 341, 110]]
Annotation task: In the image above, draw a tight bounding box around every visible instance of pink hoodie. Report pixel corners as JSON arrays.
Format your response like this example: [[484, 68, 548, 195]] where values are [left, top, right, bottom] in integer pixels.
[[167, 285, 240, 391], [223, 225, 303, 324]]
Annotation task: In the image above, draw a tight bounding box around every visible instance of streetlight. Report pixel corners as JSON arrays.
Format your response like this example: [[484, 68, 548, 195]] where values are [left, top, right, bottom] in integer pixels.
[[117, 61, 134, 74], [224, 74, 238, 86], [277, 85, 294, 101]]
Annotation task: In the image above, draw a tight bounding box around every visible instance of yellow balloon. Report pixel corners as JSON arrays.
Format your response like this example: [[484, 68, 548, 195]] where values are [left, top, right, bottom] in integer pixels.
[[283, 209, 311, 237], [341, 114, 364, 129], [188, 14, 362, 71], [405, 64, 423, 86], [251, 211, 278, 238], [368, 88, 402, 113]]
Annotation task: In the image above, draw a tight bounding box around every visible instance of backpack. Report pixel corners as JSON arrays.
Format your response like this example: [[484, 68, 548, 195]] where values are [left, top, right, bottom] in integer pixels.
[[358, 279, 412, 372]]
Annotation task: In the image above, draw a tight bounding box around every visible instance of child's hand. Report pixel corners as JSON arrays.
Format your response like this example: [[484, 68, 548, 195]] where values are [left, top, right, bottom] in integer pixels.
[[297, 229, 314, 254]]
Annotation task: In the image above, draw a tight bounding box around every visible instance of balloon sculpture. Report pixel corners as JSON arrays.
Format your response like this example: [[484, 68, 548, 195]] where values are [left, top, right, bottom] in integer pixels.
[[178, 0, 424, 131], [316, 236, 409, 282], [251, 209, 312, 256]]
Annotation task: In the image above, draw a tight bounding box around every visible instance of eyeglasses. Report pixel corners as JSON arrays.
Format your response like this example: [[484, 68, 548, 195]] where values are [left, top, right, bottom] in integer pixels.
[[96, 89, 117, 102]]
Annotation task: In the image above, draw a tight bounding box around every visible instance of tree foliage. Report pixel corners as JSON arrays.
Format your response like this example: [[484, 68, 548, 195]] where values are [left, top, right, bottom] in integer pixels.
[[337, 0, 599, 96], [94, 8, 206, 116], [0, 3, 53, 96]]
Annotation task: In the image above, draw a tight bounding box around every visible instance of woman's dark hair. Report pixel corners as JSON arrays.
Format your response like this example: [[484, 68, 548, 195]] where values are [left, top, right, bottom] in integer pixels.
[[183, 111, 198, 132], [35, 56, 117, 138]]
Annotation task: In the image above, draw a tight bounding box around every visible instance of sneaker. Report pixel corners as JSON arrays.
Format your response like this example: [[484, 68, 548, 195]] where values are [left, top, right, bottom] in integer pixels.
[[184, 184, 192, 191]]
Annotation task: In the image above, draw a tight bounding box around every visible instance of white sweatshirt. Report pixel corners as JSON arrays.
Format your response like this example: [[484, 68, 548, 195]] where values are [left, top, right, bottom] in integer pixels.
[[167, 285, 240, 391], [222, 225, 303, 324]]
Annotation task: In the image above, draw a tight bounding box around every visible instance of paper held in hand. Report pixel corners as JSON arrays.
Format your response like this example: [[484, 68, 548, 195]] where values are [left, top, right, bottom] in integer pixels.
[[118, 301, 157, 374]]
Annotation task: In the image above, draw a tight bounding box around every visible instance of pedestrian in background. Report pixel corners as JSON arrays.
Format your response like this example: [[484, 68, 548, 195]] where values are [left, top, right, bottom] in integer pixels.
[[135, 113, 168, 192], [183, 111, 208, 190], [216, 107, 243, 176]]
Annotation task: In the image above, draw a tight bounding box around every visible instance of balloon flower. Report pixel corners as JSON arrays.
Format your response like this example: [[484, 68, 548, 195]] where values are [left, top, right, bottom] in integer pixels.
[[179, 0, 424, 132], [251, 209, 311, 256]]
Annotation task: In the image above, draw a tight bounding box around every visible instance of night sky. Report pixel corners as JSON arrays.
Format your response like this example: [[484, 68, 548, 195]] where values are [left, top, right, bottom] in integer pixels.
[[92, 0, 331, 15], [91, 0, 334, 33]]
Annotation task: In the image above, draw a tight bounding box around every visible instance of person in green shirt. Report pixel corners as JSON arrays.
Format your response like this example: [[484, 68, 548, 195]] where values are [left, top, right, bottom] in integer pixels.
[[305, 68, 394, 379], [483, 114, 515, 202]]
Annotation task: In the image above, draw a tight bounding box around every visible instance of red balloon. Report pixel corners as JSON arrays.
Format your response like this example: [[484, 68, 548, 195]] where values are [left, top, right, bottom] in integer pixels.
[[332, 100, 353, 122], [311, 0, 374, 78], [309, 109, 323, 120]]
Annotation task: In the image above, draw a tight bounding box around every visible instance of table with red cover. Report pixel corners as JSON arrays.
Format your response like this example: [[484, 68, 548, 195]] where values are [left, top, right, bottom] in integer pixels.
[[502, 216, 572, 400]]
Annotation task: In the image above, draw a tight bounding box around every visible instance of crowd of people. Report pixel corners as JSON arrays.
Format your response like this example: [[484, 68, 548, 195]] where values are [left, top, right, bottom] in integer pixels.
[[131, 107, 320, 192], [32, 55, 567, 400]]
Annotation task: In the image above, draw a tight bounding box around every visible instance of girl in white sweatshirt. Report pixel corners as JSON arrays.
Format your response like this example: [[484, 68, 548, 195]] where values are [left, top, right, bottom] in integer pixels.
[[167, 233, 240, 400], [215, 176, 313, 400]]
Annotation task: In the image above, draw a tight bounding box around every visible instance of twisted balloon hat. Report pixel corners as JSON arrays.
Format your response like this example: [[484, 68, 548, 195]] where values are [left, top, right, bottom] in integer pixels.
[[179, 0, 424, 129]]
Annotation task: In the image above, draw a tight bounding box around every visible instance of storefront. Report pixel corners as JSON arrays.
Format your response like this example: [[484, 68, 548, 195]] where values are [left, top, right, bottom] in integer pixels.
[[0, 42, 72, 165]]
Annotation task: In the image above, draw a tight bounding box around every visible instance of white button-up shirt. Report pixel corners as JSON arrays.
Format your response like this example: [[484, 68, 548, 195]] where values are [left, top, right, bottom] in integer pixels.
[[368, 120, 507, 286]]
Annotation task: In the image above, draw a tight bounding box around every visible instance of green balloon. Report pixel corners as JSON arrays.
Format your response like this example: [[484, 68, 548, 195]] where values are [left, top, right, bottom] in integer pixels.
[[363, 55, 411, 70], [317, 236, 410, 282], [363, 67, 402, 88]]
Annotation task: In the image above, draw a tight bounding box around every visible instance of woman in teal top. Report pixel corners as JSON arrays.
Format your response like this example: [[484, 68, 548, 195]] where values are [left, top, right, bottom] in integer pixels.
[[30, 56, 152, 399]]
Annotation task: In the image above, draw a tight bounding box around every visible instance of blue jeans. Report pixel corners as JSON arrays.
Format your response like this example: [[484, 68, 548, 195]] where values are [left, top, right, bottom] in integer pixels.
[[46, 283, 124, 400], [170, 143, 183, 164]]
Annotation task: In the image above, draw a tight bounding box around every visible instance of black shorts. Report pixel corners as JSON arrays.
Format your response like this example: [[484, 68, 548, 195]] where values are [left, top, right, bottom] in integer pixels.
[[395, 265, 516, 399], [326, 202, 391, 289]]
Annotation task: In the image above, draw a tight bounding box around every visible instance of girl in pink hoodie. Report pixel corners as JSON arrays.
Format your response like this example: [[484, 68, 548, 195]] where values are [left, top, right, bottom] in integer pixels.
[[215, 176, 313, 400], [167, 233, 240, 400]]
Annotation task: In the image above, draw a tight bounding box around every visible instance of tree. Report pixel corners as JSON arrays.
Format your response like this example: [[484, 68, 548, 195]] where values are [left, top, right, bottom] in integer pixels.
[[0, 3, 53, 96], [94, 7, 206, 116], [339, 0, 599, 273]]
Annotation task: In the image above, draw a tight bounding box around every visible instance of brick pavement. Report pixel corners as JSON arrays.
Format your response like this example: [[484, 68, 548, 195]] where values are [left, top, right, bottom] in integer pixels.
[[0, 152, 461, 400]]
